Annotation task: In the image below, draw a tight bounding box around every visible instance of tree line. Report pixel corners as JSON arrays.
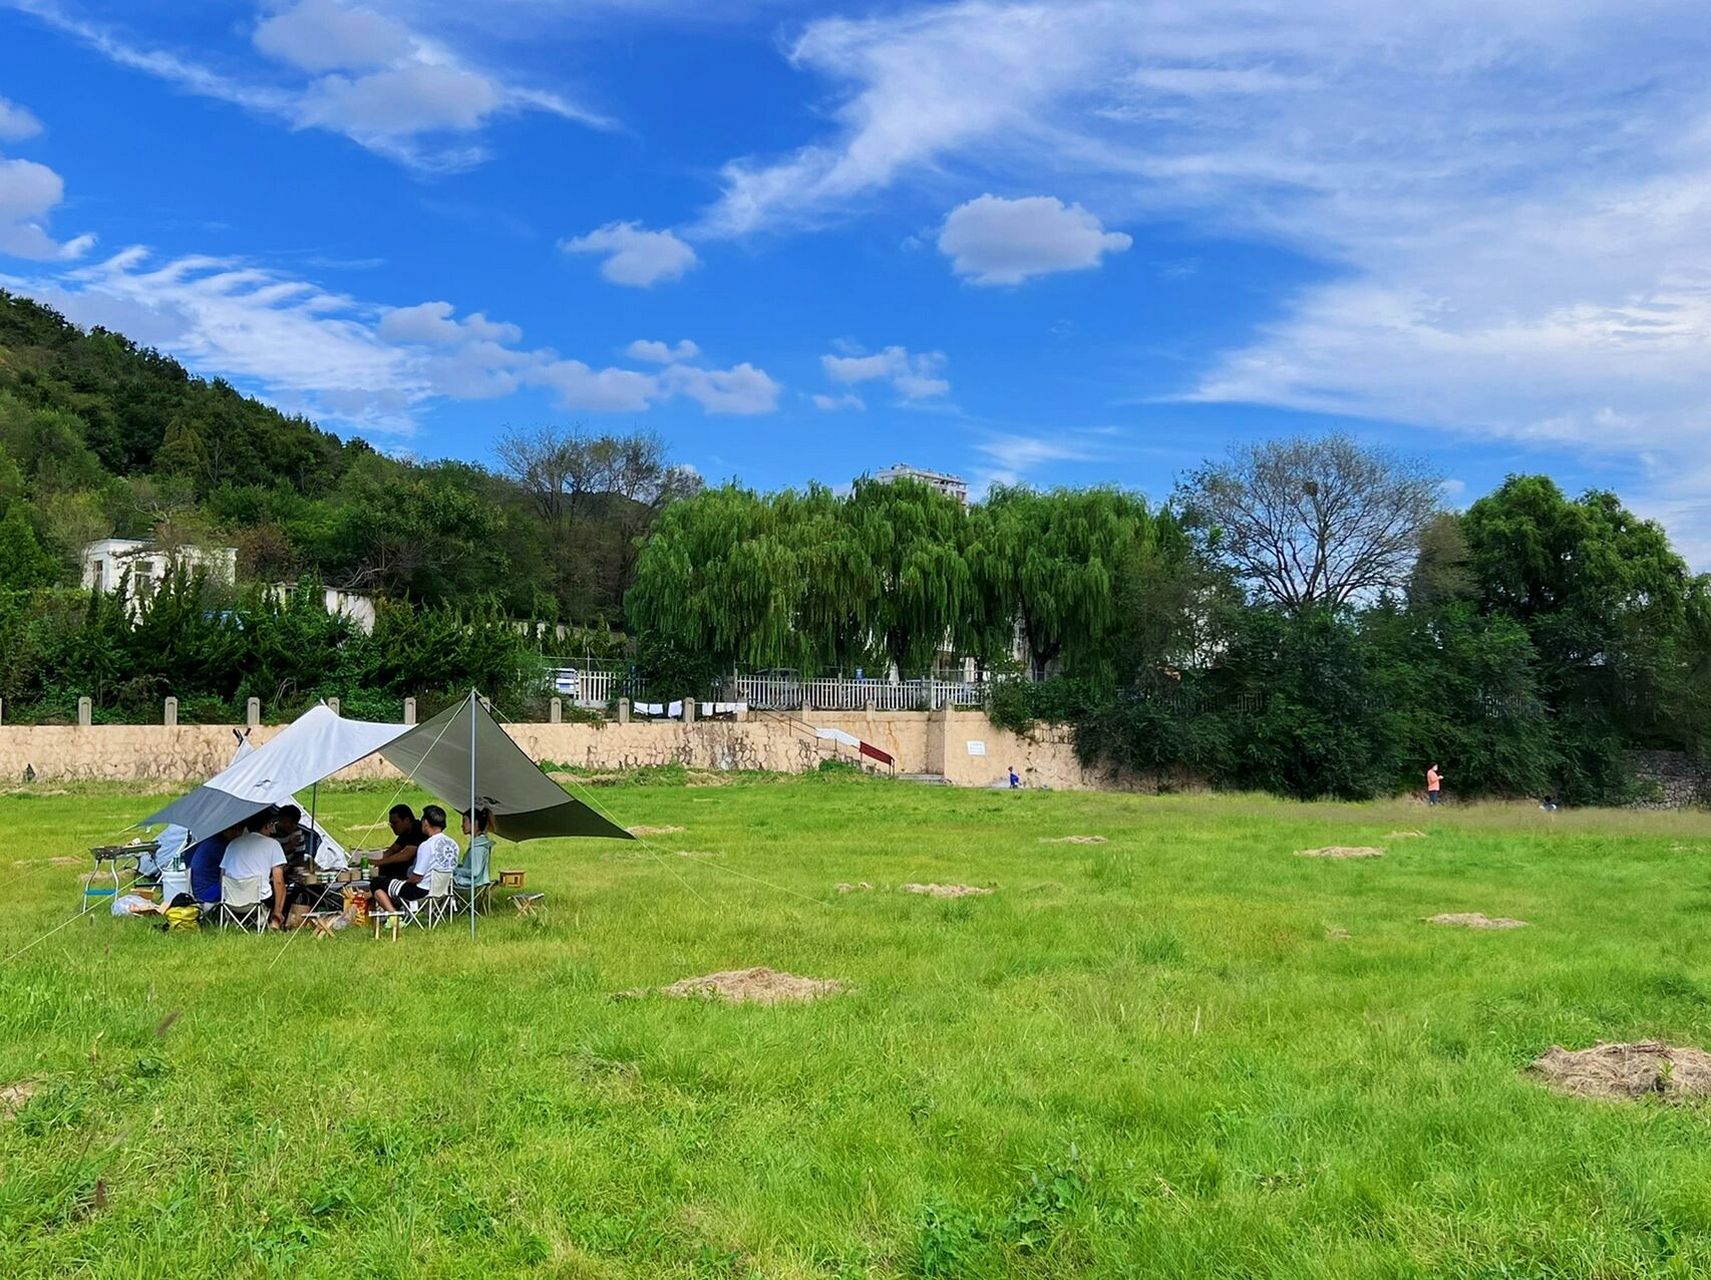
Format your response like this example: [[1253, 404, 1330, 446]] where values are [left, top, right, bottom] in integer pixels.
[[632, 436, 1711, 805], [4, 288, 1708, 803]]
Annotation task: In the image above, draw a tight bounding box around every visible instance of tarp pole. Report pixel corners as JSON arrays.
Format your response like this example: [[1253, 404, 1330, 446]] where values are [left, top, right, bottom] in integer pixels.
[[468, 689, 478, 942]]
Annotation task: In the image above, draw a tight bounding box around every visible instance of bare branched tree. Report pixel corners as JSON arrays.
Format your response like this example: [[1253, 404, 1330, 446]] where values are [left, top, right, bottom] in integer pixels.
[[495, 424, 703, 617], [1177, 433, 1442, 610]]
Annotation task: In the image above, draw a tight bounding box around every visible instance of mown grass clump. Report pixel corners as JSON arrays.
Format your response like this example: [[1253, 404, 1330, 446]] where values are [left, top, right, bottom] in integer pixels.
[[2, 783, 1711, 1275]]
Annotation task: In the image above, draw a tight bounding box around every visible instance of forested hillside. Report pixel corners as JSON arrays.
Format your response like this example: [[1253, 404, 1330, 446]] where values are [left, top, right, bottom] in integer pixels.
[[0, 290, 689, 622]]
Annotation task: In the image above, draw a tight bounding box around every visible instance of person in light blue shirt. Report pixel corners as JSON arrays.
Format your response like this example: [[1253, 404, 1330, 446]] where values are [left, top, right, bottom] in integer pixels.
[[455, 806, 494, 892]]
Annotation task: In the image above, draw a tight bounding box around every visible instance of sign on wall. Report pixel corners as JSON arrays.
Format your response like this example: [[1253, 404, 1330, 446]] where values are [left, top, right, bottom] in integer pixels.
[[966, 740, 986, 756]]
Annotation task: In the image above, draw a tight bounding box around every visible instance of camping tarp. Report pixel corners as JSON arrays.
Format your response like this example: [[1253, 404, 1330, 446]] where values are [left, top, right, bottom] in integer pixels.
[[142, 705, 407, 841], [380, 696, 634, 843]]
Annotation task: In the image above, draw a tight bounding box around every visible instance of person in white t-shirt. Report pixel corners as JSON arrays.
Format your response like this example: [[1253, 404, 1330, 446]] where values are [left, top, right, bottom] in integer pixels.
[[375, 804, 458, 914], [220, 809, 289, 929]]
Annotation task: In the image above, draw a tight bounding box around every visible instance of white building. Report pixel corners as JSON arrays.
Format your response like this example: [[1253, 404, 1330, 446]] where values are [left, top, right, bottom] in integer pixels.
[[81, 538, 237, 601], [872, 463, 969, 507]]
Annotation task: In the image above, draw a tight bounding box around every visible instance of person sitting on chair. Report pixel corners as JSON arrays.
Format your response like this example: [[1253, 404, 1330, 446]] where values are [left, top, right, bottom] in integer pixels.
[[374, 805, 459, 914], [187, 821, 244, 905], [368, 804, 425, 896], [220, 809, 289, 929], [454, 806, 494, 894]]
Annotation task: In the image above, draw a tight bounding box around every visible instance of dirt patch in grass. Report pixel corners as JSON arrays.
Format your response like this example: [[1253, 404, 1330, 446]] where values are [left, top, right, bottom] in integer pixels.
[[1530, 1042, 1711, 1101], [656, 967, 846, 1005], [1296, 846, 1385, 859], [675, 849, 722, 859], [1428, 912, 1528, 929], [1387, 830, 1428, 839], [627, 825, 685, 837], [901, 882, 993, 898], [834, 882, 872, 893], [50, 856, 84, 867], [1, 1081, 38, 1119], [1041, 835, 1107, 845], [1325, 926, 1352, 940]]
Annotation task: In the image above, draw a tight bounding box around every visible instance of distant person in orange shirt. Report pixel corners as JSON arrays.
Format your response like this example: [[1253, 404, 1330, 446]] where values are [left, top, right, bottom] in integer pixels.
[[1426, 763, 1444, 806]]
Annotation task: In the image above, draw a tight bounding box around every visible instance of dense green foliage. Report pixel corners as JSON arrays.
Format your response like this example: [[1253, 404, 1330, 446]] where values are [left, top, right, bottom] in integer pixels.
[[628, 479, 1184, 679], [993, 474, 1711, 804], [0, 570, 547, 724], [0, 290, 682, 622], [9, 782, 1711, 1275]]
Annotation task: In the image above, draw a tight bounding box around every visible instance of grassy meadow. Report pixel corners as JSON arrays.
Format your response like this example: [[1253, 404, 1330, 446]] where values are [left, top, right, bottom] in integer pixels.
[[4, 772, 1711, 1277]]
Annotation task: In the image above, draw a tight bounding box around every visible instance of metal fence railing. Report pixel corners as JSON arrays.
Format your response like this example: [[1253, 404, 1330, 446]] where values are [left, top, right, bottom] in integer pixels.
[[544, 663, 994, 714], [727, 674, 987, 712]]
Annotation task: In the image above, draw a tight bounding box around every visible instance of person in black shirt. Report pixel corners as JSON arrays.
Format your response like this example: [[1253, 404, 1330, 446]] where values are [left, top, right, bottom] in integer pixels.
[[368, 803, 425, 897]]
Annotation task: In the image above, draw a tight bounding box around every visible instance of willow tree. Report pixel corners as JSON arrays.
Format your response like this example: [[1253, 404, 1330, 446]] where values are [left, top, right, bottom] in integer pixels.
[[844, 477, 977, 676], [977, 486, 1155, 680], [784, 484, 881, 673], [626, 485, 815, 674]]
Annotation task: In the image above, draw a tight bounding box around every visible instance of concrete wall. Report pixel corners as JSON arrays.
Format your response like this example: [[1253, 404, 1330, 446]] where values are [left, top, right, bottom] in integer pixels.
[[0, 708, 1111, 790]]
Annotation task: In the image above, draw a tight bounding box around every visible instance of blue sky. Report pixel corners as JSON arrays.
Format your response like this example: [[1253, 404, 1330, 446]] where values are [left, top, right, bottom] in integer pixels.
[[3, 1, 1710, 559]]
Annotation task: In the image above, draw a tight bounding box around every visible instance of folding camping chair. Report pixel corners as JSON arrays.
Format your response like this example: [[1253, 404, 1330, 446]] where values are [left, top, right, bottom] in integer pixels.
[[404, 870, 454, 928], [215, 874, 269, 933]]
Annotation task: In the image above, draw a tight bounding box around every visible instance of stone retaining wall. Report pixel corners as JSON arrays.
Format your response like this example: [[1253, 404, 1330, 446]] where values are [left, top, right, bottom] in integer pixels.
[[1627, 749, 1711, 808], [0, 709, 1110, 790]]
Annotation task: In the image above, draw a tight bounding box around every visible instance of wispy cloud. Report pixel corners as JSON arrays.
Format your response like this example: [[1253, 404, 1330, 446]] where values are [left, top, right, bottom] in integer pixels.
[[2, 247, 782, 430]]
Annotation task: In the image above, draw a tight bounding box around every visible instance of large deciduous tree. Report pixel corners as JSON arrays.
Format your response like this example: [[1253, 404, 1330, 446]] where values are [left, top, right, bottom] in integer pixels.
[[1460, 475, 1699, 752], [1178, 432, 1441, 611], [496, 425, 701, 621]]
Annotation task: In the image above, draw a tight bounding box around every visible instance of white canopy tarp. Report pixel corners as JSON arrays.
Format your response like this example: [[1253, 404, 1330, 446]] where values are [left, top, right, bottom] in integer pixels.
[[224, 733, 351, 869], [143, 705, 406, 842]]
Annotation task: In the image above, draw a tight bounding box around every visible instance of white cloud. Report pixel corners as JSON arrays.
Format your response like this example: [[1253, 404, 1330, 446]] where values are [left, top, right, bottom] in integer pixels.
[[10, 0, 608, 172], [938, 193, 1130, 285], [663, 361, 780, 414], [625, 338, 700, 363], [0, 156, 94, 261], [0, 96, 43, 141], [378, 300, 521, 346], [252, 0, 412, 73], [524, 359, 659, 412], [298, 63, 501, 138], [561, 222, 698, 287], [812, 391, 865, 411], [821, 344, 948, 400]]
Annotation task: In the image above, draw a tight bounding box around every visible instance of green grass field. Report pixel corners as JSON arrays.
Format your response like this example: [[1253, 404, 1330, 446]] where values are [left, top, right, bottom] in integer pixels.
[[4, 773, 1711, 1278]]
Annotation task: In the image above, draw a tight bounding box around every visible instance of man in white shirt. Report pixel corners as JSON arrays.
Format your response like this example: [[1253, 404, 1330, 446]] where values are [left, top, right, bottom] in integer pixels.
[[220, 809, 288, 930], [375, 804, 458, 914]]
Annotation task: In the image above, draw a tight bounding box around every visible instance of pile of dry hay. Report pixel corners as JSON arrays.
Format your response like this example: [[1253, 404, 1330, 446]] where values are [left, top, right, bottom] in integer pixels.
[[901, 883, 993, 898], [646, 967, 846, 1005], [1387, 830, 1428, 839], [627, 825, 686, 837], [1427, 912, 1528, 929], [1296, 846, 1385, 859], [1530, 1042, 1711, 1101], [1041, 835, 1107, 845], [834, 882, 873, 893]]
